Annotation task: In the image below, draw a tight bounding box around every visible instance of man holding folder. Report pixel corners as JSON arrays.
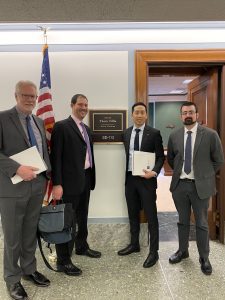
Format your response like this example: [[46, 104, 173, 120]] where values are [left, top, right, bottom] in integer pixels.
[[118, 102, 164, 268], [0, 81, 51, 299]]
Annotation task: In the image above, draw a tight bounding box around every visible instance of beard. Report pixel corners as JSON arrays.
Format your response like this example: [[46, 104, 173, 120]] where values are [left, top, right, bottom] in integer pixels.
[[183, 117, 196, 126]]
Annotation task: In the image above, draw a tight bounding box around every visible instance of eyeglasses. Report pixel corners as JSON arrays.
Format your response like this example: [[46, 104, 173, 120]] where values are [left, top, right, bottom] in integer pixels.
[[18, 93, 38, 100], [181, 110, 196, 116]]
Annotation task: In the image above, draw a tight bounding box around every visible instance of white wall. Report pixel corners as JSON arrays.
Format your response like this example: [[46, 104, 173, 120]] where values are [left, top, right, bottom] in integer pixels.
[[0, 51, 129, 220]]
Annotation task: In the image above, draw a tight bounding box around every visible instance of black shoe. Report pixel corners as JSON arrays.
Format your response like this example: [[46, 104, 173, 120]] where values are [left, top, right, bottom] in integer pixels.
[[199, 257, 212, 275], [169, 250, 189, 264], [143, 252, 159, 268], [57, 262, 82, 276], [76, 248, 101, 258], [6, 282, 28, 300], [118, 244, 140, 256], [23, 271, 50, 287]]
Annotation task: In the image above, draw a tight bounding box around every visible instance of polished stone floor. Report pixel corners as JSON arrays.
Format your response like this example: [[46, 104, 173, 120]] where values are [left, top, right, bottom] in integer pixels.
[[0, 218, 225, 300]]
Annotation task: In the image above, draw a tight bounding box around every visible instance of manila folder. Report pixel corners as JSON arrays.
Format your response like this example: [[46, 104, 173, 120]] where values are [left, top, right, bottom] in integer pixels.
[[132, 151, 155, 176], [10, 146, 47, 184]]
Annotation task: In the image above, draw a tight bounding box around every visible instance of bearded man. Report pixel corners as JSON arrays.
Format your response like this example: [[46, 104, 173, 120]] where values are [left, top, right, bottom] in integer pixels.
[[167, 101, 224, 275]]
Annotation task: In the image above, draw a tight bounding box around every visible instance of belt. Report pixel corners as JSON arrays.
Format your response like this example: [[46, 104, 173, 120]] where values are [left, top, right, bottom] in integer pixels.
[[180, 178, 195, 182]]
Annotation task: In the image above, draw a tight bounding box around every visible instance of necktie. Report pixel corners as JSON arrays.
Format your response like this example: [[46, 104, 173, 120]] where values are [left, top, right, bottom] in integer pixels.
[[26, 115, 39, 150], [134, 128, 141, 151], [80, 122, 93, 168], [184, 131, 192, 174]]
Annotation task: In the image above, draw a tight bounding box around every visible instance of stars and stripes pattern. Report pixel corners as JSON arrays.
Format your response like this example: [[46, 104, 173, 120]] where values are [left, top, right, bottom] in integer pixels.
[[36, 44, 55, 202], [36, 44, 55, 146]]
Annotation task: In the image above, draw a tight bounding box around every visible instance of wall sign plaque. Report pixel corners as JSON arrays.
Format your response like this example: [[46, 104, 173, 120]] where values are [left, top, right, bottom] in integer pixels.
[[89, 109, 127, 143]]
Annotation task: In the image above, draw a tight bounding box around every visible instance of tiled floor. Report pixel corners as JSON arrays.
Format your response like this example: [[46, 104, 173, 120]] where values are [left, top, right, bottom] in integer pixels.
[[0, 222, 225, 300]]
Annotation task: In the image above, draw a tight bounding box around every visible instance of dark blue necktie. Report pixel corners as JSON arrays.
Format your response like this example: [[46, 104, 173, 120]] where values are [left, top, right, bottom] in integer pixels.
[[184, 131, 192, 174], [26, 115, 39, 150], [134, 128, 141, 151]]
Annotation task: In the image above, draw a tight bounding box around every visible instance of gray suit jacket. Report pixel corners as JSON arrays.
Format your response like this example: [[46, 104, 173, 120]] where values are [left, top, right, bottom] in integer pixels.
[[0, 106, 51, 197], [167, 124, 224, 199]]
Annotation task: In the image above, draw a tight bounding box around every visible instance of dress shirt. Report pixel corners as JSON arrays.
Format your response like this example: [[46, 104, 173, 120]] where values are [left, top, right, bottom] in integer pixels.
[[71, 114, 91, 169], [128, 124, 145, 172], [180, 122, 198, 179], [16, 106, 43, 157]]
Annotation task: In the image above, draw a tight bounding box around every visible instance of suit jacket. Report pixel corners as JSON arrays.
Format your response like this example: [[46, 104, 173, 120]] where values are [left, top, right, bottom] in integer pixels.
[[124, 125, 165, 187], [51, 116, 96, 196], [0, 106, 51, 197], [167, 124, 224, 199]]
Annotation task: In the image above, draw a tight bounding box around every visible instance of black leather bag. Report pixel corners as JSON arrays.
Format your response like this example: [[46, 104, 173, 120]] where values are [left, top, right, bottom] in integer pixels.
[[38, 200, 73, 244], [37, 199, 73, 272]]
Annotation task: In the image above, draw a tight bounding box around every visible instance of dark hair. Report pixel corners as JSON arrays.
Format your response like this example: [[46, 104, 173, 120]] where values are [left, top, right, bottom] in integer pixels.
[[132, 102, 147, 113], [71, 94, 88, 104], [180, 101, 198, 113]]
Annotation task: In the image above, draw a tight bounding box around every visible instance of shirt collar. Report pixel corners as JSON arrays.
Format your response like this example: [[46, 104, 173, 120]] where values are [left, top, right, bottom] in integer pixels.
[[184, 122, 198, 134], [133, 124, 145, 132], [71, 114, 83, 126], [15, 106, 32, 119]]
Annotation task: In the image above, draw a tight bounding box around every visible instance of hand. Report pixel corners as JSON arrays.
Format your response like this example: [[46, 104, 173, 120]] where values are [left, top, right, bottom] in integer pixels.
[[16, 165, 39, 181], [52, 185, 63, 200], [140, 170, 157, 179]]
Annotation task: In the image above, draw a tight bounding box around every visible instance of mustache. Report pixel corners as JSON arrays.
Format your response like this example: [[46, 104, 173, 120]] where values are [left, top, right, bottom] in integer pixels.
[[183, 117, 195, 125]]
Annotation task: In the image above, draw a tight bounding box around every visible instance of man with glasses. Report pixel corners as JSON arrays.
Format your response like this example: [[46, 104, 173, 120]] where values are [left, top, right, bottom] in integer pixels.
[[167, 101, 224, 275], [0, 81, 51, 299]]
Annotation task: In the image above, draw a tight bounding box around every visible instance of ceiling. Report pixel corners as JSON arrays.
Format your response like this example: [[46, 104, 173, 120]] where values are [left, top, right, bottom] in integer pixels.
[[148, 75, 197, 102]]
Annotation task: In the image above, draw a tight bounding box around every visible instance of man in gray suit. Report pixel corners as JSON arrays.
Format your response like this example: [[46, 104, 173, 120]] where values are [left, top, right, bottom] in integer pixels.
[[0, 81, 51, 299], [167, 101, 224, 275]]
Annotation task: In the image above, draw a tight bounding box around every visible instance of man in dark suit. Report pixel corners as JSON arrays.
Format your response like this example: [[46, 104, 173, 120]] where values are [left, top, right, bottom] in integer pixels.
[[118, 102, 164, 268], [167, 101, 224, 275], [51, 93, 100, 276], [0, 80, 51, 300]]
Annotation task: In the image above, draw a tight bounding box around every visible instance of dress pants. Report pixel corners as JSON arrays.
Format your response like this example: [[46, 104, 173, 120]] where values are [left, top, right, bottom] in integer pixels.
[[172, 180, 210, 259], [125, 173, 159, 253], [56, 169, 91, 264], [0, 176, 46, 284]]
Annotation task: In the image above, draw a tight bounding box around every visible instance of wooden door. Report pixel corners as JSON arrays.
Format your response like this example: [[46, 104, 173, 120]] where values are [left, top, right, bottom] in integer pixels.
[[187, 69, 219, 240]]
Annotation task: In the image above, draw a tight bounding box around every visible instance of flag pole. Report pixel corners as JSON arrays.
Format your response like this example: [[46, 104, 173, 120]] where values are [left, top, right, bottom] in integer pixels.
[[37, 26, 55, 205]]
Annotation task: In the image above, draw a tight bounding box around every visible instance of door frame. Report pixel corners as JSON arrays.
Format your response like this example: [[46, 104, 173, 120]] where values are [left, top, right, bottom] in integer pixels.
[[135, 49, 225, 243]]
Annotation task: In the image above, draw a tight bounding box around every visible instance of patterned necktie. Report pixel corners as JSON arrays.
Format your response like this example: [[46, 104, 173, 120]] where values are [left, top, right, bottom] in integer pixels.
[[184, 131, 192, 174], [26, 115, 39, 151], [134, 128, 141, 151], [80, 122, 93, 168]]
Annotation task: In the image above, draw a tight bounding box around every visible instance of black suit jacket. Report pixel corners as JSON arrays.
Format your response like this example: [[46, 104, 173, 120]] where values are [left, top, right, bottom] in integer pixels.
[[51, 116, 96, 196], [124, 125, 165, 187]]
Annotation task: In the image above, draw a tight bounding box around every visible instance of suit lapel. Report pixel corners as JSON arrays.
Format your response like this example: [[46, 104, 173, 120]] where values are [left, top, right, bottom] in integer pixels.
[[9, 108, 30, 146], [33, 115, 46, 142], [125, 127, 133, 154], [193, 125, 204, 159], [178, 128, 185, 159], [140, 126, 151, 150], [68, 116, 85, 143]]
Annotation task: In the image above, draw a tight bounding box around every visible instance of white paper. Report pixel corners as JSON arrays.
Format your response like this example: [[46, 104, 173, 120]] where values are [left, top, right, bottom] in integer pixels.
[[132, 151, 155, 176], [10, 146, 47, 184]]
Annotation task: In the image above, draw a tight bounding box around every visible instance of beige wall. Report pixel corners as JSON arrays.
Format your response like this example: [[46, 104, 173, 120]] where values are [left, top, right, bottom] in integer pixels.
[[0, 51, 129, 219]]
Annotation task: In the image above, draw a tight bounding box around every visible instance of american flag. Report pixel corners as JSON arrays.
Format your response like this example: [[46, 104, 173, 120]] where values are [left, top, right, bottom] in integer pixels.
[[36, 44, 55, 202]]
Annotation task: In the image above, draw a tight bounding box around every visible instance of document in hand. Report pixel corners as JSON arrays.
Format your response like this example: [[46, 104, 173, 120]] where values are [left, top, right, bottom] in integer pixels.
[[10, 146, 47, 184], [132, 151, 155, 176]]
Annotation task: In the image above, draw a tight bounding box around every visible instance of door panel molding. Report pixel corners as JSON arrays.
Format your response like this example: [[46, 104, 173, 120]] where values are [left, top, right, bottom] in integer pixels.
[[135, 49, 225, 242]]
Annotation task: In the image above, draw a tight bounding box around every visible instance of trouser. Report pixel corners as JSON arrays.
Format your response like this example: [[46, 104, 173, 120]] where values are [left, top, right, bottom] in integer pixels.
[[56, 169, 91, 264], [0, 176, 46, 284], [172, 180, 210, 259], [125, 174, 159, 253]]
